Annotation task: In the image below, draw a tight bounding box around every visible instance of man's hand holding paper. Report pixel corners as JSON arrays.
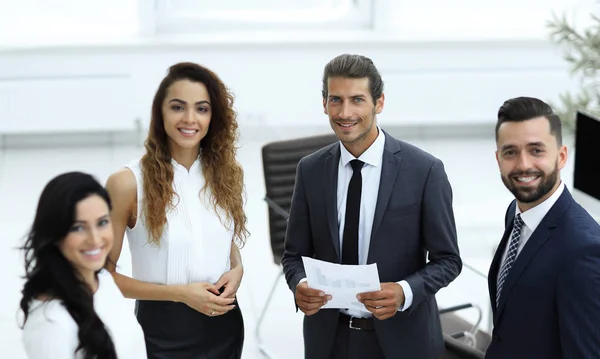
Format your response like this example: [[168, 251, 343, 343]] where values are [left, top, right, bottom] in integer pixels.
[[357, 282, 406, 320], [295, 281, 332, 316], [301, 257, 381, 313]]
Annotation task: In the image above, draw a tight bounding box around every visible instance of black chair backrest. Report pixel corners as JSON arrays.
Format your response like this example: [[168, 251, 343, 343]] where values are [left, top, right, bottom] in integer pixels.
[[261, 134, 338, 265]]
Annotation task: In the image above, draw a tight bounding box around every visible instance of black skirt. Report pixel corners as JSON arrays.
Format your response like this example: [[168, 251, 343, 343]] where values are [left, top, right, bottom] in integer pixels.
[[135, 299, 244, 359]]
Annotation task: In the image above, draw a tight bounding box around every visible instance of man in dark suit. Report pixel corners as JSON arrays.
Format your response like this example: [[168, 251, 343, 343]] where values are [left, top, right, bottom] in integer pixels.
[[281, 53, 462, 359], [486, 96, 600, 358]]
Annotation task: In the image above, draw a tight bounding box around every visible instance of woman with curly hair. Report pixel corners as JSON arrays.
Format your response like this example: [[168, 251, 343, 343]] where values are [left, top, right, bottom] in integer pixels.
[[20, 171, 146, 358], [105, 62, 248, 358]]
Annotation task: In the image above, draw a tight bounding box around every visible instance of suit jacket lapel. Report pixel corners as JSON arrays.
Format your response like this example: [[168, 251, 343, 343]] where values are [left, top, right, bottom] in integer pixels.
[[494, 188, 572, 321], [494, 226, 553, 320], [325, 144, 341, 261], [368, 132, 402, 259]]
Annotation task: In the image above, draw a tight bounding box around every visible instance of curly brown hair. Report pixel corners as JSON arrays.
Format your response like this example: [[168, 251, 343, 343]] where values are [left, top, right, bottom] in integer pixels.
[[140, 62, 248, 247]]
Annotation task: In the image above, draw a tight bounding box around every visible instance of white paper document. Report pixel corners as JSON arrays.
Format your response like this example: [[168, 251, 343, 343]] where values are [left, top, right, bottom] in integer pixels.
[[302, 257, 381, 311]]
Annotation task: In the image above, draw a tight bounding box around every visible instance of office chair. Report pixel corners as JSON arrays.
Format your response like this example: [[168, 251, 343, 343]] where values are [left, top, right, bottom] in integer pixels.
[[440, 303, 491, 354], [443, 334, 486, 359], [257, 133, 338, 357]]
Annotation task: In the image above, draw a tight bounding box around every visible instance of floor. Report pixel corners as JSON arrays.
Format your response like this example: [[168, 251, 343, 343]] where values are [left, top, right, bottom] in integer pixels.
[[0, 130, 575, 358]]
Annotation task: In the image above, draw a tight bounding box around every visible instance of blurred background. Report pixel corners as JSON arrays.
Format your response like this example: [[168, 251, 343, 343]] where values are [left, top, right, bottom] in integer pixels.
[[1, 0, 599, 358]]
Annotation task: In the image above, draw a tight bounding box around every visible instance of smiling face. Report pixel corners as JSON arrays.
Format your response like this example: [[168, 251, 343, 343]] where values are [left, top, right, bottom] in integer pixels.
[[162, 79, 212, 151], [323, 76, 384, 157], [496, 116, 568, 211], [58, 194, 113, 281]]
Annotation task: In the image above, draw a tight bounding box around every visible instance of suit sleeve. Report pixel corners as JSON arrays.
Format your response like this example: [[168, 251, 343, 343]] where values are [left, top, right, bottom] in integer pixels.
[[557, 240, 600, 357], [281, 158, 314, 300], [403, 158, 462, 309]]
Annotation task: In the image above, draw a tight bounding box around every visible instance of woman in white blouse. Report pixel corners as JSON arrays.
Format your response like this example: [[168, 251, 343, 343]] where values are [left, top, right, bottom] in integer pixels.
[[105, 62, 248, 358], [20, 171, 147, 359]]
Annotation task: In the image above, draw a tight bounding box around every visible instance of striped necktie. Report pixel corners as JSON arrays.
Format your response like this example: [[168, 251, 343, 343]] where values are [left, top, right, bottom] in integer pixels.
[[496, 213, 525, 308]]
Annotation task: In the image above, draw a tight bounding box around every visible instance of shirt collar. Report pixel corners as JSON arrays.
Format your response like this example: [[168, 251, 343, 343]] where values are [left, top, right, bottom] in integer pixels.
[[171, 157, 200, 173], [339, 126, 385, 168], [516, 181, 565, 232]]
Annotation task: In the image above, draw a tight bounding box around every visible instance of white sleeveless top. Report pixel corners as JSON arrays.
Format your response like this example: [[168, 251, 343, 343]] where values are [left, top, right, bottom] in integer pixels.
[[21, 269, 147, 359], [124, 157, 233, 285]]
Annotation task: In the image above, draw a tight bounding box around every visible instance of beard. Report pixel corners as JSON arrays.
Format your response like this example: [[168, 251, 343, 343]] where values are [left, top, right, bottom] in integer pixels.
[[501, 161, 559, 204]]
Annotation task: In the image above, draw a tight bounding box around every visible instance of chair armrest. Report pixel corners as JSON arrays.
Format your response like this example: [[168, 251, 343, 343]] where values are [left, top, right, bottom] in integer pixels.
[[264, 196, 290, 220], [439, 303, 484, 344], [439, 303, 475, 315]]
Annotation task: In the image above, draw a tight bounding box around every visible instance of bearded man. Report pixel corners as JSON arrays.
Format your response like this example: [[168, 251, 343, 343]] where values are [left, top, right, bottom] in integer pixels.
[[486, 96, 600, 359]]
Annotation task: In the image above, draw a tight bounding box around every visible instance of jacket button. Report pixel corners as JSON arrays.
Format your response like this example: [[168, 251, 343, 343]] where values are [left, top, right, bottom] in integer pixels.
[[493, 333, 501, 342]]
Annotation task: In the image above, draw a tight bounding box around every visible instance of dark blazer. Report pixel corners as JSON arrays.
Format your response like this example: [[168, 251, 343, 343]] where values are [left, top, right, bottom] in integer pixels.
[[281, 130, 462, 359], [486, 187, 600, 359]]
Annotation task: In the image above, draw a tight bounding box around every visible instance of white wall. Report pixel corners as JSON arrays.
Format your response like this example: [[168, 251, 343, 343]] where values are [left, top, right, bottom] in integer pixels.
[[0, 38, 580, 141], [1, 0, 595, 141]]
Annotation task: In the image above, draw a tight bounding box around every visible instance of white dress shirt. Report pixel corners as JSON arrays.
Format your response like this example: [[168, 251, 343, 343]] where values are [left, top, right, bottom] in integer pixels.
[[497, 181, 565, 285], [124, 157, 233, 285], [337, 127, 413, 318], [22, 269, 147, 359]]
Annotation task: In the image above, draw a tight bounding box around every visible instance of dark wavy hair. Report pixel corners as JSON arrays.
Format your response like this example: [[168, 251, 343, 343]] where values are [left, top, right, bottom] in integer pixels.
[[141, 62, 249, 246], [19, 172, 117, 359]]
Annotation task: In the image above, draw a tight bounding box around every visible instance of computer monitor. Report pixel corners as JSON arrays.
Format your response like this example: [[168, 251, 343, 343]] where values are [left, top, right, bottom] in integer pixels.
[[572, 111, 600, 222]]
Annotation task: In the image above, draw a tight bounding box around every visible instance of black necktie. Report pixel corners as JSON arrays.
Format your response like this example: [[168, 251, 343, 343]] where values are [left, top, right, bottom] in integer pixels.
[[342, 159, 364, 265]]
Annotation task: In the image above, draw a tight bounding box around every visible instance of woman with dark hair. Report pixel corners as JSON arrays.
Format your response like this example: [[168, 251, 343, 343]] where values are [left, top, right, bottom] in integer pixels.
[[105, 62, 248, 358], [20, 171, 147, 359]]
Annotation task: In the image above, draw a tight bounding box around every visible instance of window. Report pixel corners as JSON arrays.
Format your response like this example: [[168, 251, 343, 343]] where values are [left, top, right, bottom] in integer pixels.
[[152, 0, 375, 34]]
